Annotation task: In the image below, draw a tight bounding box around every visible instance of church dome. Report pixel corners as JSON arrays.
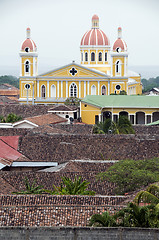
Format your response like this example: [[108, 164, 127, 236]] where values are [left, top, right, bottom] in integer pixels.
[[21, 27, 37, 52], [80, 15, 110, 46], [113, 27, 127, 51]]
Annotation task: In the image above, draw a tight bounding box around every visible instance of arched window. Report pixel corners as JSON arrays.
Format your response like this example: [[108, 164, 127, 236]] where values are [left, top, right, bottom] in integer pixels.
[[70, 83, 77, 97], [105, 52, 107, 61], [85, 52, 88, 62], [25, 61, 30, 73], [116, 60, 121, 74], [41, 85, 46, 98], [91, 85, 96, 95], [101, 85, 106, 95], [51, 85, 56, 97], [91, 52, 95, 62], [99, 52, 102, 61]]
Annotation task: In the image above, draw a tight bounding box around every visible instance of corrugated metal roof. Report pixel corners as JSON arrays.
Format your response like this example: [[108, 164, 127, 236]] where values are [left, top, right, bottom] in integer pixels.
[[82, 95, 159, 109]]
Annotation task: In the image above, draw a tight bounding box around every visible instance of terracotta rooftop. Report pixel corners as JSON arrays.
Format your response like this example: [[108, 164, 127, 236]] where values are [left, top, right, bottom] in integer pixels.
[[0, 177, 17, 194], [25, 113, 67, 126], [49, 105, 78, 112]]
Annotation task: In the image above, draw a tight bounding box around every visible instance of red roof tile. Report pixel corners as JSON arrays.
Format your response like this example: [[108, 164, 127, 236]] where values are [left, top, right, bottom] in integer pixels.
[[0, 136, 19, 150]]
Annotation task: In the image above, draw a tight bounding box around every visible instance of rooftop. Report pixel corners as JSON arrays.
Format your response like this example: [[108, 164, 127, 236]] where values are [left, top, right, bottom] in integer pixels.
[[82, 95, 159, 108]]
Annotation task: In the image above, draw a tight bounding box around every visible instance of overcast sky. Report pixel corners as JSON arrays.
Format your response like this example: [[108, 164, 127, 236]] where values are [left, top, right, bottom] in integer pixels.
[[0, 0, 159, 78]]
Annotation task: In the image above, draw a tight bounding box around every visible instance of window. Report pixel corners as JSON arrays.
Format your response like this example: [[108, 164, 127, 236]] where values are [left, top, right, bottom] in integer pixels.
[[25, 61, 30, 73], [70, 83, 77, 97], [65, 115, 69, 118], [51, 85, 56, 97], [41, 85, 46, 98], [95, 115, 99, 124], [116, 85, 121, 90], [85, 52, 88, 62], [91, 52, 95, 62], [91, 85, 96, 95], [101, 85, 106, 95], [116, 60, 121, 73], [99, 52, 102, 61], [25, 47, 29, 52], [105, 52, 107, 61]]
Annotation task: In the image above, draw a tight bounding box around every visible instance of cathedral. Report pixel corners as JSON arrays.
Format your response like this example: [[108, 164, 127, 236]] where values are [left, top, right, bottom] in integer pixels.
[[19, 15, 142, 105]]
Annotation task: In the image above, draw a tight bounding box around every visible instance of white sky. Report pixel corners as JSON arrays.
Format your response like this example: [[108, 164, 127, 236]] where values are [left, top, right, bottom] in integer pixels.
[[0, 0, 159, 77]]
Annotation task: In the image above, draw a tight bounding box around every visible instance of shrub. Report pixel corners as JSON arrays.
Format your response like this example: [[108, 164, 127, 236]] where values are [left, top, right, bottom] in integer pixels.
[[97, 158, 159, 194]]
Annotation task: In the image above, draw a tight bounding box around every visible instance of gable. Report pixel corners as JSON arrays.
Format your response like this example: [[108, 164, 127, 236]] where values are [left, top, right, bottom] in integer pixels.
[[38, 63, 107, 78]]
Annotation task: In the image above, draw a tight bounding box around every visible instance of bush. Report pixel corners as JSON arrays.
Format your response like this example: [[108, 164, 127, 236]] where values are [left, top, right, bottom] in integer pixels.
[[117, 115, 135, 134], [97, 158, 159, 194]]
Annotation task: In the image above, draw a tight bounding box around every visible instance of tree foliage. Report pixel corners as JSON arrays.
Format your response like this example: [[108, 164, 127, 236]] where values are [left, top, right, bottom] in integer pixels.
[[0, 75, 19, 89], [89, 203, 159, 228], [64, 97, 80, 106], [97, 158, 159, 194], [49, 176, 95, 196], [92, 116, 134, 134], [0, 113, 22, 123], [142, 76, 159, 92], [12, 177, 45, 194], [134, 184, 159, 205]]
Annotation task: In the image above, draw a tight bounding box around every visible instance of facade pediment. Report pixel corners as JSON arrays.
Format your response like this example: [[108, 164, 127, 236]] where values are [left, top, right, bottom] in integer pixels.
[[38, 63, 107, 78]]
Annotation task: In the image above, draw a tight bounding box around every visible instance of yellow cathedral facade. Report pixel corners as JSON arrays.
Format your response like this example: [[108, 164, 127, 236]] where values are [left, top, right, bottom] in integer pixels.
[[19, 15, 142, 105]]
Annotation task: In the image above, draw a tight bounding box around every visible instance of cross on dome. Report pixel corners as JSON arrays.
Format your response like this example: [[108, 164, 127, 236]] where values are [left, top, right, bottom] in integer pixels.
[[69, 67, 77, 76]]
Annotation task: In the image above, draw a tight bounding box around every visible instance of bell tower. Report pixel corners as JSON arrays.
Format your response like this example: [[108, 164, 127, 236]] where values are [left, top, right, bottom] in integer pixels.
[[111, 27, 128, 77], [19, 27, 38, 77]]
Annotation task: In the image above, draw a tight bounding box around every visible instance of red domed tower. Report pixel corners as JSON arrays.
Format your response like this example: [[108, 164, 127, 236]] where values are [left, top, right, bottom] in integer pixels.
[[19, 27, 38, 77], [111, 27, 128, 77], [80, 15, 111, 74]]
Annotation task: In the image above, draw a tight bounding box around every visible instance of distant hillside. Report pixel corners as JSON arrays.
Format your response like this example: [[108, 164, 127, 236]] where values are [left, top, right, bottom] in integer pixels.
[[0, 75, 19, 89], [142, 76, 159, 92]]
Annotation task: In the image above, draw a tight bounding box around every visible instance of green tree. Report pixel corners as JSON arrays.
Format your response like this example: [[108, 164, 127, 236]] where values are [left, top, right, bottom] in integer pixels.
[[89, 211, 116, 227], [6, 113, 22, 123], [114, 202, 159, 228], [12, 177, 45, 194], [64, 97, 80, 106], [0, 75, 19, 88], [49, 176, 95, 196], [97, 159, 159, 195], [117, 115, 135, 134], [134, 184, 159, 206]]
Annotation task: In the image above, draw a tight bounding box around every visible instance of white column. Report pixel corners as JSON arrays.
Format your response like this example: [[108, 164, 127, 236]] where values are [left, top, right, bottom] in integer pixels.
[[47, 81, 49, 98], [87, 81, 89, 95], [66, 81, 68, 98], [98, 81, 100, 95], [99, 114, 101, 122], [37, 80, 39, 98], [96, 50, 98, 64], [84, 81, 86, 97], [57, 81, 59, 98], [79, 81, 81, 98], [134, 114, 136, 125], [150, 114, 152, 123], [88, 50, 90, 64], [61, 81, 63, 98], [108, 80, 110, 95]]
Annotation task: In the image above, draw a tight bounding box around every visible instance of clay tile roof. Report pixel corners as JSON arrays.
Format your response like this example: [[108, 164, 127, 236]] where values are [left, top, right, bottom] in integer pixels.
[[0, 177, 17, 194], [49, 105, 78, 111], [26, 113, 67, 126]]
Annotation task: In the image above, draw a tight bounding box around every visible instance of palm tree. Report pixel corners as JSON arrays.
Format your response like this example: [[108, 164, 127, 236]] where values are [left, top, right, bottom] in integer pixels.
[[12, 177, 45, 194], [51, 176, 95, 196], [134, 184, 159, 206], [114, 202, 151, 227], [89, 211, 116, 227]]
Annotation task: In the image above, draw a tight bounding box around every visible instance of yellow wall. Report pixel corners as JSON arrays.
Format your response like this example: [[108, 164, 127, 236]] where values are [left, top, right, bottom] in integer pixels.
[[81, 102, 101, 124], [22, 57, 34, 76]]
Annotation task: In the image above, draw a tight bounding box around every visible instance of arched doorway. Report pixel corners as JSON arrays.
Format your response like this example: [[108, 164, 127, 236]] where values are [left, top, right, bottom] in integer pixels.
[[101, 85, 106, 95], [119, 111, 128, 118], [136, 112, 145, 124], [153, 112, 159, 122], [102, 111, 112, 122]]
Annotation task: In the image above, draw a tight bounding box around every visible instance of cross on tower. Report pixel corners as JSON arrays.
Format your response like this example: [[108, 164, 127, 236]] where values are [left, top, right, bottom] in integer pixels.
[[69, 67, 77, 76]]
